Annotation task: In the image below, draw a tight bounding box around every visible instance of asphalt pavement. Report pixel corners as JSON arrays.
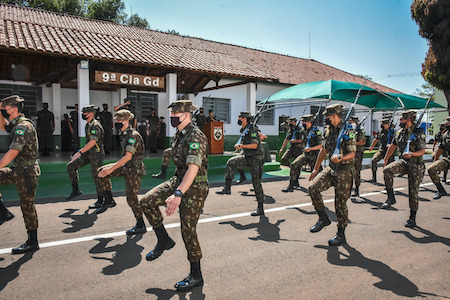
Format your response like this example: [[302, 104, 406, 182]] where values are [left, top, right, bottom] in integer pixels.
[[0, 163, 449, 299]]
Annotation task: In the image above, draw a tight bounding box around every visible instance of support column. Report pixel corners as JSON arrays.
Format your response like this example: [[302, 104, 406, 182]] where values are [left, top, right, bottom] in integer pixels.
[[247, 82, 256, 115], [166, 73, 177, 137], [77, 62, 90, 138], [52, 83, 61, 135]]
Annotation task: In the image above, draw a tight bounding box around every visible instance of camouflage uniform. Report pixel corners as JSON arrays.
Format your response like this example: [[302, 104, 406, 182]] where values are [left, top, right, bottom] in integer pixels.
[[67, 108, 109, 195], [0, 113, 40, 230], [140, 111, 208, 262], [383, 113, 426, 212], [280, 120, 303, 166], [161, 147, 172, 167], [309, 120, 356, 229], [351, 117, 366, 191], [371, 121, 394, 176], [428, 122, 450, 195], [100, 124, 146, 218]]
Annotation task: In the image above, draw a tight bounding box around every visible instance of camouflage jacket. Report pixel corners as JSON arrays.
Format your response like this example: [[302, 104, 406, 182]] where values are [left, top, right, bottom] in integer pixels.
[[286, 125, 303, 149], [323, 121, 356, 165], [85, 119, 104, 156], [376, 128, 389, 149], [438, 131, 450, 159], [8, 114, 39, 167], [355, 128, 366, 153], [393, 127, 426, 161], [120, 127, 146, 175], [435, 131, 444, 144], [241, 124, 263, 156], [171, 123, 208, 178], [304, 127, 322, 155]]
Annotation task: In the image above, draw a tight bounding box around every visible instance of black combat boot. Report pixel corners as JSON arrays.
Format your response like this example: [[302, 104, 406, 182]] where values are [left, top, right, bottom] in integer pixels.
[[352, 186, 360, 197], [443, 170, 448, 183], [95, 191, 116, 214], [216, 179, 232, 195], [12, 229, 39, 254], [146, 224, 175, 261], [89, 194, 104, 209], [369, 169, 377, 183], [126, 217, 147, 235], [152, 165, 167, 180], [381, 188, 396, 209], [328, 227, 346, 246], [433, 182, 448, 200], [282, 179, 297, 193], [250, 202, 264, 216], [405, 210, 417, 228], [175, 260, 204, 292], [0, 197, 14, 225], [236, 169, 247, 184], [66, 182, 82, 200], [310, 210, 331, 233]]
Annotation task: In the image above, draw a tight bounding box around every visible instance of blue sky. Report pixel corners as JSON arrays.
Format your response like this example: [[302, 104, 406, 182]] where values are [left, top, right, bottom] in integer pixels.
[[122, 0, 428, 94]]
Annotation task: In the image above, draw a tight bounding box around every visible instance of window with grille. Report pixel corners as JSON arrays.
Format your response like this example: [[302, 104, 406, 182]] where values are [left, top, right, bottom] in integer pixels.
[[256, 101, 274, 125], [0, 84, 42, 117], [202, 97, 230, 123], [127, 92, 158, 121]]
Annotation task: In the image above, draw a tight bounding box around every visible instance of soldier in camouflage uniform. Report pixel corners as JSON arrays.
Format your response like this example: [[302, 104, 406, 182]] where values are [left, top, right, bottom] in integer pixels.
[[152, 147, 172, 179], [98, 110, 147, 233], [282, 114, 322, 192], [66, 105, 115, 211], [349, 117, 366, 197], [216, 111, 265, 216], [368, 118, 395, 183], [140, 100, 208, 292], [381, 111, 426, 228], [0, 95, 41, 254], [278, 117, 304, 166], [432, 123, 448, 183], [308, 104, 356, 246], [427, 119, 450, 199]]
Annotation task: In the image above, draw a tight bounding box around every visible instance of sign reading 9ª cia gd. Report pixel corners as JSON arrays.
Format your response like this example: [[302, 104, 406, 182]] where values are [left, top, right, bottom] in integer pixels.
[[95, 71, 165, 89]]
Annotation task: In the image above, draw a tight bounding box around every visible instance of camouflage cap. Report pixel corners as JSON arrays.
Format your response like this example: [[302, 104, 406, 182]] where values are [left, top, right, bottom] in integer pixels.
[[301, 114, 315, 122], [349, 116, 359, 123], [445, 116, 450, 122], [287, 117, 297, 123], [401, 110, 416, 120], [82, 105, 97, 113], [239, 111, 252, 119], [381, 118, 390, 124], [167, 100, 198, 113], [115, 109, 134, 121], [1, 95, 24, 107], [323, 104, 343, 116], [443, 119, 450, 125]]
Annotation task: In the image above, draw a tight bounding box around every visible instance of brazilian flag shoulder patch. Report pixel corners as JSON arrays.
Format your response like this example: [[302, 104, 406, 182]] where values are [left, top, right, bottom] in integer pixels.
[[128, 138, 136, 144], [251, 132, 257, 138], [348, 132, 356, 139], [90, 129, 97, 135], [15, 129, 25, 136], [189, 142, 199, 150], [316, 131, 322, 135]]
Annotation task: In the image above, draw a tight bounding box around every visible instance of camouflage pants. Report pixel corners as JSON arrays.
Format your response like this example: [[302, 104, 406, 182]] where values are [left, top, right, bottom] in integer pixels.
[[428, 158, 450, 184], [140, 176, 209, 262], [99, 163, 143, 218], [353, 150, 364, 188], [67, 153, 110, 194], [309, 166, 353, 228], [161, 147, 172, 167], [371, 149, 394, 172], [383, 159, 425, 211], [280, 147, 303, 166], [289, 153, 317, 180], [225, 154, 265, 203], [0, 165, 40, 230]]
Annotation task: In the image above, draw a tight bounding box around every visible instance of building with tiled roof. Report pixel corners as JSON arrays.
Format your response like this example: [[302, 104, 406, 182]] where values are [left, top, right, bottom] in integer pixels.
[[0, 3, 397, 151]]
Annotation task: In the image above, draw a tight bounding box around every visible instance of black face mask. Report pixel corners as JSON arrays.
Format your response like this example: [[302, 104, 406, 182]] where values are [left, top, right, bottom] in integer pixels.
[[238, 120, 243, 125], [115, 122, 123, 130], [302, 124, 308, 130], [1, 109, 10, 119], [170, 116, 182, 127], [446, 125, 450, 131], [399, 122, 406, 128], [325, 118, 331, 125], [81, 114, 89, 120]]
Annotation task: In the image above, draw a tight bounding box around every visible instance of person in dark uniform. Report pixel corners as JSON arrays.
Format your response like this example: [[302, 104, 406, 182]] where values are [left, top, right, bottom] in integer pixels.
[[278, 117, 304, 166], [381, 111, 426, 228], [433, 123, 448, 183], [69, 104, 80, 153], [36, 102, 54, 156], [193, 107, 207, 131], [0, 95, 41, 253], [98, 110, 147, 233], [158, 116, 167, 149], [216, 111, 265, 216], [99, 103, 113, 154], [66, 105, 115, 212], [308, 104, 356, 246], [140, 100, 208, 292], [205, 109, 219, 123], [368, 118, 395, 183], [428, 119, 450, 199], [61, 113, 73, 151], [147, 108, 160, 153], [349, 116, 366, 197], [282, 114, 322, 192]]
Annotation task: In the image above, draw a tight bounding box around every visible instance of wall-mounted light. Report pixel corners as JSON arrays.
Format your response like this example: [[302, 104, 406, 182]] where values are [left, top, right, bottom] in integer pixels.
[[181, 80, 185, 85], [80, 60, 89, 69]]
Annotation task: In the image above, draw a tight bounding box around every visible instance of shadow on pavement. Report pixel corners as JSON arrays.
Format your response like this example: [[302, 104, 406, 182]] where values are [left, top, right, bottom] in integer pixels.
[[392, 226, 450, 249], [145, 286, 205, 299], [351, 195, 384, 208], [219, 215, 302, 243], [89, 235, 144, 275], [290, 206, 338, 223], [59, 208, 98, 233], [314, 243, 437, 297], [0, 252, 35, 292]]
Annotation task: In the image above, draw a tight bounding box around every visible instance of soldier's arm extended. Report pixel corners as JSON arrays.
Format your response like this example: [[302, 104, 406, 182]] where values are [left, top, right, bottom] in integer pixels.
[[278, 139, 289, 155], [71, 139, 97, 162], [383, 144, 397, 167], [369, 138, 379, 151], [0, 149, 19, 169], [98, 152, 133, 177], [0, 111, 6, 131]]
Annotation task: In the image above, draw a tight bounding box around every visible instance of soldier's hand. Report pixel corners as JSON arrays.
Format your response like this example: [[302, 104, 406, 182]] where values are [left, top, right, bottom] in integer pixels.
[[369, 146, 373, 151], [403, 152, 412, 159], [309, 169, 319, 181], [304, 147, 311, 153], [71, 151, 81, 162], [98, 167, 112, 178], [165, 195, 181, 216], [331, 154, 342, 163], [235, 144, 242, 150]]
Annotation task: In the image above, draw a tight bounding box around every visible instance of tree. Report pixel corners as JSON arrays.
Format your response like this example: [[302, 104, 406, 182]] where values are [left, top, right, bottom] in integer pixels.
[[87, 0, 126, 23], [411, 0, 450, 113], [414, 82, 435, 100], [126, 13, 149, 29]]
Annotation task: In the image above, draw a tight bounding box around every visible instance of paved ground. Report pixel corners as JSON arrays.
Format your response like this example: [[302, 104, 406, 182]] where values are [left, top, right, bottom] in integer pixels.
[[1, 163, 449, 299]]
